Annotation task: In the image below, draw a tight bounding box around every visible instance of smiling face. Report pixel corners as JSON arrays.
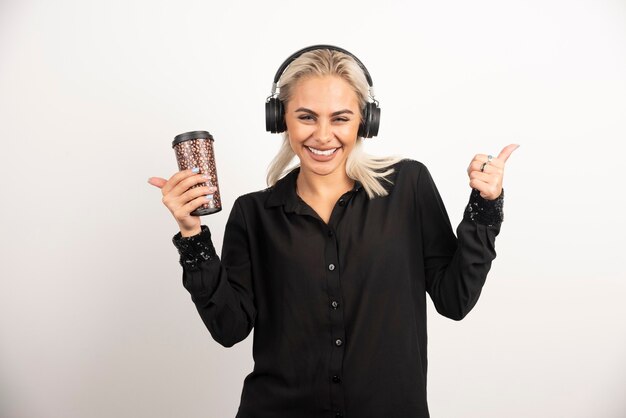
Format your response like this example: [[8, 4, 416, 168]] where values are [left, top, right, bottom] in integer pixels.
[[284, 75, 361, 178]]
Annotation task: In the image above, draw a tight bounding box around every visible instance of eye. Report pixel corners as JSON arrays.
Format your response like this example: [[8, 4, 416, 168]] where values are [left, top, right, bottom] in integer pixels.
[[334, 117, 350, 122], [298, 115, 315, 121]]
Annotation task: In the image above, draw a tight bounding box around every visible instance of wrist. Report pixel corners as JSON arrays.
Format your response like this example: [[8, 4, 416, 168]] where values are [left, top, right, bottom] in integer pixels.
[[464, 188, 504, 227], [180, 225, 202, 237], [172, 225, 216, 270]]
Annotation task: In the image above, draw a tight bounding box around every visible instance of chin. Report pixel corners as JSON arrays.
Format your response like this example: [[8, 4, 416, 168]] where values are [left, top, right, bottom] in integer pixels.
[[308, 166, 342, 177]]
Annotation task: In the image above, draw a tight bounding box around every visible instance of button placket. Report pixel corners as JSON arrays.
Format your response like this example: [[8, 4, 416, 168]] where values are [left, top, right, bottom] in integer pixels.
[[325, 217, 346, 415], [322, 191, 359, 416]]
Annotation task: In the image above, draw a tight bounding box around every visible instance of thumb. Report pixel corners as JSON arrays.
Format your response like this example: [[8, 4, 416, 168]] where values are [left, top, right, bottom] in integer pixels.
[[147, 177, 167, 189], [497, 144, 520, 162]]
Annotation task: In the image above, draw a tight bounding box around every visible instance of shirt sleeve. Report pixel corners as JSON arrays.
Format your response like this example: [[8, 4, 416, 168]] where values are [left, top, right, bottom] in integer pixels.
[[171, 197, 256, 347], [415, 163, 503, 320]]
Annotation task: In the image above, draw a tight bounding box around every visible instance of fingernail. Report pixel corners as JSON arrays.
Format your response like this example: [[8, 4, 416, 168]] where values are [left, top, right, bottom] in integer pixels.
[[192, 167, 200, 173], [205, 194, 213, 199], [203, 174, 210, 179]]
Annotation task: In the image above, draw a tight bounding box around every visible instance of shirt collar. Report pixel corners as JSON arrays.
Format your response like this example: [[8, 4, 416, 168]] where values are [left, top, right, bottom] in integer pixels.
[[265, 166, 363, 212]]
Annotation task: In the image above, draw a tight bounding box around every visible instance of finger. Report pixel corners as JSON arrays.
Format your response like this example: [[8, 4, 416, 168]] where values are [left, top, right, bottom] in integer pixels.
[[468, 155, 487, 174], [469, 170, 494, 183], [180, 184, 218, 206], [169, 173, 214, 200], [497, 144, 520, 163], [469, 154, 505, 171], [468, 160, 502, 175], [174, 192, 217, 220], [469, 178, 490, 195], [469, 178, 500, 200], [162, 169, 204, 197], [169, 184, 217, 217], [487, 159, 504, 170], [147, 177, 167, 188], [469, 168, 503, 192]]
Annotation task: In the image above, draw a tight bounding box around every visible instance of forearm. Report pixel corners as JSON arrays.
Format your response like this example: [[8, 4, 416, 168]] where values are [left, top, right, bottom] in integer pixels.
[[427, 189, 503, 320], [172, 224, 256, 347]]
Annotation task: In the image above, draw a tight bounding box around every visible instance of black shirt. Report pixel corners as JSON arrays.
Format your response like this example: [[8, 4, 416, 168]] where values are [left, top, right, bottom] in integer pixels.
[[172, 159, 504, 418]]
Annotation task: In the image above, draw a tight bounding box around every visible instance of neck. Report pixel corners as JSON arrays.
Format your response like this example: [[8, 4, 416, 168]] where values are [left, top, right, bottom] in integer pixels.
[[296, 166, 354, 199]]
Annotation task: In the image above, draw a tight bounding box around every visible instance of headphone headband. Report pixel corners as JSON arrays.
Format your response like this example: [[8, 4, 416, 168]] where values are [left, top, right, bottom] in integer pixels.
[[271, 44, 374, 94]]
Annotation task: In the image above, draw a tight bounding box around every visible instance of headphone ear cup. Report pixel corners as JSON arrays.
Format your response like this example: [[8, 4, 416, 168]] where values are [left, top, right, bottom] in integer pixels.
[[276, 99, 286, 133], [265, 99, 275, 133], [266, 98, 286, 133], [358, 103, 370, 138], [359, 102, 380, 138], [368, 104, 380, 137]]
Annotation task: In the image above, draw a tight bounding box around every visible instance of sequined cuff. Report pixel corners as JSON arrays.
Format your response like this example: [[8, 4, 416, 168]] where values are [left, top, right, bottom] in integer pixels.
[[172, 225, 218, 270], [463, 188, 504, 227]]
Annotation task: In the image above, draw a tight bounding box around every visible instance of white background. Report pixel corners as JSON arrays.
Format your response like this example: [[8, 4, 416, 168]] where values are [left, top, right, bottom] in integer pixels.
[[1, 0, 625, 417]]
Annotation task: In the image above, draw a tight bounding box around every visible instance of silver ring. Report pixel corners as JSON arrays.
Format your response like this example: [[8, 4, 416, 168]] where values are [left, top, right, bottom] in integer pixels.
[[480, 162, 487, 172]]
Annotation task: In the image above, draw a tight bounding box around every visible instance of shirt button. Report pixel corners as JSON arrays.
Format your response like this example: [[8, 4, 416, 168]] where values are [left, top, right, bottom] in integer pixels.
[[328, 263, 335, 271], [335, 338, 343, 346], [328, 230, 334, 237], [331, 300, 339, 309], [335, 412, 344, 418], [332, 375, 341, 383], [338, 199, 346, 206]]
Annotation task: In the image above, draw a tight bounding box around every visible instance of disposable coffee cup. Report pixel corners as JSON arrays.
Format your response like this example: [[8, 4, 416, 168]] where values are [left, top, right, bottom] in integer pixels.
[[172, 130, 222, 216]]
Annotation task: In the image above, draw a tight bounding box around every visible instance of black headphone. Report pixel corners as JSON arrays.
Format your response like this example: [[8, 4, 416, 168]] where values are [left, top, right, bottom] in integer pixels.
[[265, 44, 380, 138]]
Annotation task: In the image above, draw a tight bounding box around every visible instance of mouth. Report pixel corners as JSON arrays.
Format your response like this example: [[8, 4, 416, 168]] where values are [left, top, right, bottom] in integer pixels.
[[306, 146, 340, 156]]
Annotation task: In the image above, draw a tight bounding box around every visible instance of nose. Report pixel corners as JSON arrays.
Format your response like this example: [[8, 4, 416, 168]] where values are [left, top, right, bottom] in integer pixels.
[[315, 119, 332, 143]]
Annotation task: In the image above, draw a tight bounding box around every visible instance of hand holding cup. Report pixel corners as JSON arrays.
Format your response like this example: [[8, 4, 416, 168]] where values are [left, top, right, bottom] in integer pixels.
[[147, 169, 217, 237]]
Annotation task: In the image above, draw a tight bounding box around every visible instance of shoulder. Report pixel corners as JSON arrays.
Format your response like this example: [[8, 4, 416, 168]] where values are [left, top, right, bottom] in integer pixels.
[[392, 158, 426, 173], [232, 187, 273, 208], [219, 188, 272, 228], [388, 158, 428, 186], [377, 158, 442, 200]]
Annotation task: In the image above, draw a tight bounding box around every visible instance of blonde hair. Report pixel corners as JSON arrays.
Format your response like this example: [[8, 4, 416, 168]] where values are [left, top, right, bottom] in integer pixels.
[[266, 48, 402, 199]]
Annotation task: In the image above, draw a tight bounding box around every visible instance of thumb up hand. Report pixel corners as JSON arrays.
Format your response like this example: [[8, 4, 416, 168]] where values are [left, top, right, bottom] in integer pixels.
[[467, 144, 519, 200]]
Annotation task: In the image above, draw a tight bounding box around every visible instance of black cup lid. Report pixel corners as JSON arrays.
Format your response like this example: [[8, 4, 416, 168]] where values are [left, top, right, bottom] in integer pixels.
[[172, 131, 214, 147]]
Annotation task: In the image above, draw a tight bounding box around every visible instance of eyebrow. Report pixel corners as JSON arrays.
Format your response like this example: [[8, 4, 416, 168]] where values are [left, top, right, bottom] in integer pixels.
[[294, 107, 354, 117]]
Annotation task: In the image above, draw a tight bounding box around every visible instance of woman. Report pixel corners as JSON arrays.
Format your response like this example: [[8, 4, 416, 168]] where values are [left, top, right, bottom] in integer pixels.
[[148, 46, 518, 418]]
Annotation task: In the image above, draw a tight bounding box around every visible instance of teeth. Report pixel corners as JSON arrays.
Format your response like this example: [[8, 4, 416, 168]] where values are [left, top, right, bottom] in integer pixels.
[[307, 146, 337, 156]]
